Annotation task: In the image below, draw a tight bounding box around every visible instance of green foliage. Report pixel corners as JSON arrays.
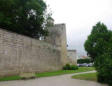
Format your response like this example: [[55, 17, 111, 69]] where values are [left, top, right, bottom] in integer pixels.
[[84, 22, 112, 60], [70, 65, 78, 70], [77, 59, 92, 64], [0, 0, 49, 39], [63, 64, 70, 70], [84, 22, 112, 86], [95, 54, 112, 86], [63, 64, 78, 70]]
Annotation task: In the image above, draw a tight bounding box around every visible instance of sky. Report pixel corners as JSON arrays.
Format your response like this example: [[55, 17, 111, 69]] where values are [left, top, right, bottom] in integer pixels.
[[44, 0, 112, 56]]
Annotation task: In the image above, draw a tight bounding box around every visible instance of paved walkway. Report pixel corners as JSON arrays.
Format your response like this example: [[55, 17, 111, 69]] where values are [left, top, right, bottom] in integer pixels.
[[0, 71, 107, 86]]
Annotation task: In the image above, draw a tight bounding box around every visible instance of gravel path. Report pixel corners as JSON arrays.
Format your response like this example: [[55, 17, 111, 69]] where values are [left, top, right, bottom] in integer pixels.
[[0, 71, 107, 86]]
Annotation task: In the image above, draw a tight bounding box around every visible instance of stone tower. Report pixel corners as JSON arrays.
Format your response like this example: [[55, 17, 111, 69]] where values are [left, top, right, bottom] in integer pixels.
[[46, 23, 68, 65]]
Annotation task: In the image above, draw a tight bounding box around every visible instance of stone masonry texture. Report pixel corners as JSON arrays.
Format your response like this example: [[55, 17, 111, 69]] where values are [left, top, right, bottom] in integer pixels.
[[0, 24, 68, 77]]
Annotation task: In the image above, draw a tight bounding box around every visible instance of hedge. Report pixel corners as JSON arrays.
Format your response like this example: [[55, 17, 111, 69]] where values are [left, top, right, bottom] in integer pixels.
[[77, 58, 92, 64]]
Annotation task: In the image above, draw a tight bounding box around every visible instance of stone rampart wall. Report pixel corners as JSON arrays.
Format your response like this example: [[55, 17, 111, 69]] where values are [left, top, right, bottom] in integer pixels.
[[0, 29, 62, 76]]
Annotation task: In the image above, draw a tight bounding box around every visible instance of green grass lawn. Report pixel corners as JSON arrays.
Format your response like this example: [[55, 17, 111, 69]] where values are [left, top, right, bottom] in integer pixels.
[[72, 72, 97, 81], [36, 67, 95, 77], [0, 67, 95, 81], [0, 76, 21, 81]]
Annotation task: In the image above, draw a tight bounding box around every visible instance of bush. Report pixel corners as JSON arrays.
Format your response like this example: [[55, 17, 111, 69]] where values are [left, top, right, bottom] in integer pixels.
[[63, 64, 78, 70], [63, 64, 70, 70], [94, 53, 112, 86], [77, 58, 92, 64], [70, 65, 78, 70]]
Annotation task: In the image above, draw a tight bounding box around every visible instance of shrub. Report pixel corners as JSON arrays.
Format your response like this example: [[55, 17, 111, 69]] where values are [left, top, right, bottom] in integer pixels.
[[70, 65, 78, 70], [77, 58, 92, 64], [94, 53, 112, 86], [63, 64, 78, 70], [63, 64, 70, 70]]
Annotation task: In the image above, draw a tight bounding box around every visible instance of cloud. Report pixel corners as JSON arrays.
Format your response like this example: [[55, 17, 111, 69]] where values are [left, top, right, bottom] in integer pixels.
[[44, 0, 112, 55]]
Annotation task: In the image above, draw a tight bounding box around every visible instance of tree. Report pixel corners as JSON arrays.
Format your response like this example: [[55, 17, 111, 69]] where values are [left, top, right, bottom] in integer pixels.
[[0, 0, 49, 39], [84, 22, 111, 60], [84, 22, 112, 86]]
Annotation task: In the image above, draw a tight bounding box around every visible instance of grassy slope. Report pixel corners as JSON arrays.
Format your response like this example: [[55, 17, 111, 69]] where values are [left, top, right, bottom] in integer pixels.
[[72, 72, 97, 81], [36, 67, 95, 77], [0, 67, 95, 81], [0, 76, 21, 81]]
